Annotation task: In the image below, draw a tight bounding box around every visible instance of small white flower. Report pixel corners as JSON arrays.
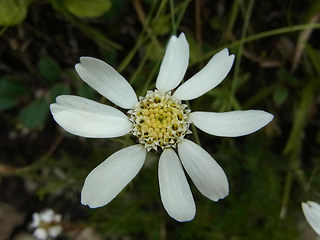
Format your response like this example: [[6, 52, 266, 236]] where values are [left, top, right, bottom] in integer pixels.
[[50, 33, 273, 222], [30, 209, 62, 239], [302, 201, 320, 235]]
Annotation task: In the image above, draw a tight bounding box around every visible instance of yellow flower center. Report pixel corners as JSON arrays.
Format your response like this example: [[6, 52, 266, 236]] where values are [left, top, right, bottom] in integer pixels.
[[130, 90, 191, 151]]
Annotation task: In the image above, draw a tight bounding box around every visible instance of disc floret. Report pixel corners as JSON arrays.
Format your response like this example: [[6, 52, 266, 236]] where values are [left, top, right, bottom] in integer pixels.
[[129, 90, 191, 151]]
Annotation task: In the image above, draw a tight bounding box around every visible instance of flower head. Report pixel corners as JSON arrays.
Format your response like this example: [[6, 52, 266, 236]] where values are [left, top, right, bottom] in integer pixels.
[[129, 90, 191, 151], [50, 33, 273, 222], [302, 201, 320, 235], [30, 209, 62, 240]]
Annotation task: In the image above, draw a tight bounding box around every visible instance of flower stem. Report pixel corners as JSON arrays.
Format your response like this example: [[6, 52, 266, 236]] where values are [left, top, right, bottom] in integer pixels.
[[280, 83, 314, 219], [192, 23, 320, 66], [228, 0, 255, 110], [169, 0, 176, 35]]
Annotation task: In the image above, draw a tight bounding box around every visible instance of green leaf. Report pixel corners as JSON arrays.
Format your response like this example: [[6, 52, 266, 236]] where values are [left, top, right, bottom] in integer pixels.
[[37, 57, 61, 82], [20, 98, 49, 129], [273, 87, 289, 106], [0, 97, 16, 110], [145, 40, 163, 61], [63, 0, 112, 18], [0, 0, 30, 26], [104, 0, 127, 19], [0, 76, 29, 96], [0, 76, 29, 110], [49, 83, 70, 102], [151, 16, 171, 36]]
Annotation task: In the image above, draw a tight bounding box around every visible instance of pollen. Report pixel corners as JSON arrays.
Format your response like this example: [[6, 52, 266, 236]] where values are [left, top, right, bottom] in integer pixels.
[[130, 90, 191, 151]]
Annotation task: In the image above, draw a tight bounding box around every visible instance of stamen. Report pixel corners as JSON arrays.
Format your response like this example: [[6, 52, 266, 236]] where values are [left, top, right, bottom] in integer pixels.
[[130, 90, 191, 151]]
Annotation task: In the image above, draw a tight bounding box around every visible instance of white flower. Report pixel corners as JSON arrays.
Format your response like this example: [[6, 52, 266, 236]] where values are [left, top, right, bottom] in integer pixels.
[[30, 209, 62, 239], [50, 33, 273, 222], [302, 201, 320, 235]]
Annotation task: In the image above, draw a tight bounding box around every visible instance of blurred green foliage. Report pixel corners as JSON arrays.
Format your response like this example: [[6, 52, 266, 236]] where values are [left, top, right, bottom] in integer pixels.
[[63, 0, 112, 18], [37, 56, 62, 82], [0, 75, 29, 110], [0, 0, 31, 26], [19, 97, 48, 129], [1, 0, 320, 239]]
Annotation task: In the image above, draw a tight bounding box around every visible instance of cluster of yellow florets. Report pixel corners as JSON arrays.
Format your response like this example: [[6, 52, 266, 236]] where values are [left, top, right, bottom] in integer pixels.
[[130, 90, 191, 151]]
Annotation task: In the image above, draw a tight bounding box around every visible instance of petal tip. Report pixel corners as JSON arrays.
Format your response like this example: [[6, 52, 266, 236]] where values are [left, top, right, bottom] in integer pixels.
[[80, 196, 89, 207], [74, 63, 83, 73], [49, 103, 56, 113], [301, 201, 307, 209], [169, 34, 178, 42], [78, 56, 101, 66], [229, 53, 235, 61], [79, 56, 91, 63], [219, 189, 230, 200], [176, 214, 195, 222], [211, 183, 229, 202], [178, 32, 188, 47], [178, 32, 186, 40], [168, 208, 196, 222], [264, 111, 274, 124], [55, 95, 68, 103], [81, 194, 102, 209], [220, 48, 235, 61], [222, 48, 229, 55]]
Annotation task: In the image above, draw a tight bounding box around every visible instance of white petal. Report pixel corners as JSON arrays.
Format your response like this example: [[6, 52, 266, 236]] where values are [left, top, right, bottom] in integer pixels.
[[302, 201, 320, 235], [41, 209, 54, 223], [53, 214, 61, 222], [34, 228, 47, 240], [81, 145, 146, 208], [75, 57, 138, 109], [156, 33, 189, 92], [189, 110, 274, 137], [178, 139, 229, 201], [174, 48, 235, 100], [48, 226, 63, 238], [31, 213, 40, 228], [158, 149, 196, 222], [50, 95, 132, 138], [48, 226, 62, 238]]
